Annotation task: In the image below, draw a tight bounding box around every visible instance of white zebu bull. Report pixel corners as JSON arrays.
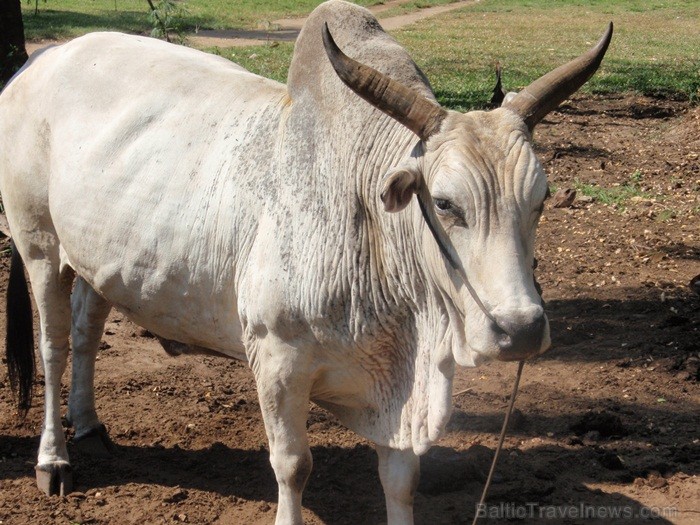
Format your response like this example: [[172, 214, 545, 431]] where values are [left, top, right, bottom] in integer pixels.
[[1, 1, 611, 523]]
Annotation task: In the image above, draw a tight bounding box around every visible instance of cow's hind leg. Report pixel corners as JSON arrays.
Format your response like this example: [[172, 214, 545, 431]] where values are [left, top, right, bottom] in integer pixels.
[[250, 338, 313, 525], [376, 445, 420, 525], [23, 255, 75, 496], [65, 277, 113, 456]]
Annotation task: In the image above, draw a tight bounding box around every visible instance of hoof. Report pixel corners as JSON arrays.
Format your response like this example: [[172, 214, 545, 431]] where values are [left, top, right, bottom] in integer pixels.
[[73, 424, 115, 457], [36, 462, 73, 496]]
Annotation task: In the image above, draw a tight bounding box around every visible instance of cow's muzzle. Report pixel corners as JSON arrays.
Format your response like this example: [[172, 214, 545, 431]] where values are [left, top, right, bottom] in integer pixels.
[[492, 305, 549, 361]]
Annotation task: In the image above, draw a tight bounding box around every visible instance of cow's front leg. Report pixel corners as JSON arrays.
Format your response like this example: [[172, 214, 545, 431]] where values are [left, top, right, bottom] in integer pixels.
[[250, 338, 313, 525], [376, 445, 420, 525], [66, 277, 113, 456]]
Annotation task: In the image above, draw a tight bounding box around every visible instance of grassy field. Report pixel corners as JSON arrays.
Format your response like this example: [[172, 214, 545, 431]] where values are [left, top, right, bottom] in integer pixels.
[[397, 0, 700, 109], [223, 0, 700, 110], [22, 0, 700, 109], [22, 0, 461, 40], [22, 0, 378, 40]]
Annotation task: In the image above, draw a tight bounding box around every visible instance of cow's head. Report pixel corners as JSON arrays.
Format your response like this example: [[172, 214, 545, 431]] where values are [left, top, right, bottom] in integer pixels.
[[323, 23, 612, 364]]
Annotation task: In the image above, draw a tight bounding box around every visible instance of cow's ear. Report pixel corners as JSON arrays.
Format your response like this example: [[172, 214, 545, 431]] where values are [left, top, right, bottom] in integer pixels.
[[380, 167, 423, 213]]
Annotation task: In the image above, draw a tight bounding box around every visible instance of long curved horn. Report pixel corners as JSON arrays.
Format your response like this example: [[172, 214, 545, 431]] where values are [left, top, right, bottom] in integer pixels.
[[322, 23, 447, 141], [504, 22, 613, 130]]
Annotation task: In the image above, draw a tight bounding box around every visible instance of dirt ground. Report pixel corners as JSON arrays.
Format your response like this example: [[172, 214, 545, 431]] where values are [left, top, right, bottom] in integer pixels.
[[0, 94, 698, 524]]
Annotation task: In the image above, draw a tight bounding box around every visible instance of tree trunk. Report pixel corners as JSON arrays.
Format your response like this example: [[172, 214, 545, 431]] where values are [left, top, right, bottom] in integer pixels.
[[0, 0, 29, 86]]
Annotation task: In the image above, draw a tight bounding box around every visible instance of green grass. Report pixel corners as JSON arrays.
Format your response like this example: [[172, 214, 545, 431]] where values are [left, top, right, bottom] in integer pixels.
[[394, 0, 700, 109], [655, 209, 677, 222], [374, 0, 464, 18], [25, 0, 441, 40], [573, 173, 651, 209], [207, 42, 295, 84], [21, 0, 700, 107], [211, 0, 700, 109], [24, 0, 163, 40], [22, 0, 377, 40], [192, 0, 461, 29], [176, 0, 382, 31]]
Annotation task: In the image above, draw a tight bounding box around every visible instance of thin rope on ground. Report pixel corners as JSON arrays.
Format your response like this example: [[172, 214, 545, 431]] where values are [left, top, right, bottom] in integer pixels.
[[471, 360, 525, 525]]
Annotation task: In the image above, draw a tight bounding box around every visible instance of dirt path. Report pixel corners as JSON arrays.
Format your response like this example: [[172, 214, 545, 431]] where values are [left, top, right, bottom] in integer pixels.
[[188, 0, 476, 48], [25, 0, 477, 54]]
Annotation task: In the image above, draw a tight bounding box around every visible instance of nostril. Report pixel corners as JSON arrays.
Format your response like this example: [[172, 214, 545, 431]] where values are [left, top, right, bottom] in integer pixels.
[[490, 318, 505, 334], [497, 332, 512, 349], [490, 319, 511, 346]]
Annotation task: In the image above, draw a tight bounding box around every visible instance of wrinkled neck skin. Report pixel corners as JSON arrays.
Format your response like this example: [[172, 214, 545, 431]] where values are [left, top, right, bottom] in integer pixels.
[[322, 115, 472, 454]]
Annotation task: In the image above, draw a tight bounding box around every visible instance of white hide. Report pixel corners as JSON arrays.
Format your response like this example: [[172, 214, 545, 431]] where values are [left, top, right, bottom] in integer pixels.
[[0, 1, 551, 523]]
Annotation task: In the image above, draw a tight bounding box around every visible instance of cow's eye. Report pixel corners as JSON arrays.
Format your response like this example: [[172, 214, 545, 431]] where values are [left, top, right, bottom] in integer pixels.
[[434, 198, 452, 212], [434, 198, 466, 224]]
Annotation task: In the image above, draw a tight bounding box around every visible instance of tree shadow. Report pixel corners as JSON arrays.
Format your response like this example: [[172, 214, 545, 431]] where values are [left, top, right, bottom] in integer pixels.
[[0, 434, 380, 523], [540, 142, 612, 162], [658, 242, 700, 262], [413, 442, 684, 525], [539, 286, 699, 364], [22, 9, 216, 41], [194, 28, 300, 43], [557, 100, 681, 120]]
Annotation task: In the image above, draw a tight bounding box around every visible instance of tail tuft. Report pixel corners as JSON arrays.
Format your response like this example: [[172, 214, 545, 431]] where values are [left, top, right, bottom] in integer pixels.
[[6, 240, 35, 417]]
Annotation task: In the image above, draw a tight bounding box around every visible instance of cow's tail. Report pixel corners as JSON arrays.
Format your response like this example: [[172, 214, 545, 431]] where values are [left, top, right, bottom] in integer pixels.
[[6, 239, 35, 417]]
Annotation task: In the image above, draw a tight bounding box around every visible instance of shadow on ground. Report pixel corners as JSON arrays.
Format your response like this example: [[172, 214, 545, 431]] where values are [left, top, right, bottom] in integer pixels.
[[1, 412, 690, 524]]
